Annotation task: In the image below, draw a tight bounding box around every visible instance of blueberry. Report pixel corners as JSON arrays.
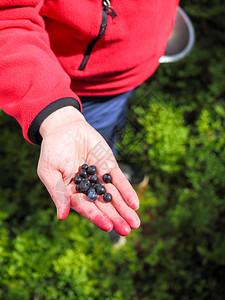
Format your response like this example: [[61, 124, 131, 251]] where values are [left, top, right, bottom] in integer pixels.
[[88, 188, 98, 202], [84, 178, 91, 186], [76, 184, 81, 193], [79, 169, 88, 178], [92, 183, 101, 191], [80, 179, 91, 193], [82, 189, 89, 195], [87, 165, 97, 175], [84, 178, 90, 182], [90, 174, 98, 183], [103, 193, 112, 202], [103, 173, 112, 183], [73, 175, 82, 184], [96, 184, 106, 195], [81, 164, 89, 170]]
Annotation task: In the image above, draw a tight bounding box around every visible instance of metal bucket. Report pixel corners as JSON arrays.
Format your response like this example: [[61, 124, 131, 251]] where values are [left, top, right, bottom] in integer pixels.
[[159, 6, 195, 63]]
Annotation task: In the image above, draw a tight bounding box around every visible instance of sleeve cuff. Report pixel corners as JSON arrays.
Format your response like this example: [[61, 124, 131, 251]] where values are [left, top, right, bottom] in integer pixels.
[[28, 97, 81, 145]]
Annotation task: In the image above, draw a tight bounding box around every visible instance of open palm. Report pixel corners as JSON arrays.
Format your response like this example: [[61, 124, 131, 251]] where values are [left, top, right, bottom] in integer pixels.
[[37, 107, 140, 236]]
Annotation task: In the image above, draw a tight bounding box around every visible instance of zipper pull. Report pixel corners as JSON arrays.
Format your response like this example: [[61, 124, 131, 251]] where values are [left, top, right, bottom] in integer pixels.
[[109, 6, 117, 19], [103, 0, 110, 9], [103, 0, 117, 19]]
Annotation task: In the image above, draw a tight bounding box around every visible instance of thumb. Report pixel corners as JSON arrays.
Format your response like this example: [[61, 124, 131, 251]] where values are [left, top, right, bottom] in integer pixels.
[[38, 168, 70, 220]]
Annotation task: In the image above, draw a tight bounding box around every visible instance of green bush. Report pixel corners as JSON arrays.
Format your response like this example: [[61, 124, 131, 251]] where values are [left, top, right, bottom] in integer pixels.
[[122, 104, 225, 299], [0, 209, 138, 300], [1, 0, 225, 299]]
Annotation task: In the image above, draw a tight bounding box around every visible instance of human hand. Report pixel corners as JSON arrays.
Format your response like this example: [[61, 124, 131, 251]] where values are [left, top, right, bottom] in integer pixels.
[[37, 106, 140, 236]]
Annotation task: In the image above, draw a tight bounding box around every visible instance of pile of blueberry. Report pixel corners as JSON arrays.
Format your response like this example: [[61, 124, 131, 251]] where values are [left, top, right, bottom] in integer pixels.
[[73, 164, 112, 202]]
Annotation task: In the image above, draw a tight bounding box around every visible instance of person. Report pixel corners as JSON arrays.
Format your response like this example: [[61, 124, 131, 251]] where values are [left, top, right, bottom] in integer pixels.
[[0, 0, 179, 236]]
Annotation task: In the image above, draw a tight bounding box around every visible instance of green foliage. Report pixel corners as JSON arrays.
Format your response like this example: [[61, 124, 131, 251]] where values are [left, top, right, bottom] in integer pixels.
[[0, 207, 138, 300], [1, 0, 225, 299], [121, 100, 189, 173], [127, 104, 225, 299]]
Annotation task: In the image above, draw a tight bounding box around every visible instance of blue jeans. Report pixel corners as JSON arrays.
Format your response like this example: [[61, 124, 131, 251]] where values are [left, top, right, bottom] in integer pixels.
[[80, 89, 135, 156]]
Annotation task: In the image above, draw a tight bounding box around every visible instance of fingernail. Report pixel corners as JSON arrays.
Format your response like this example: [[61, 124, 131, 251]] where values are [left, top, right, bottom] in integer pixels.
[[92, 215, 113, 232], [126, 195, 139, 210], [57, 206, 70, 220], [114, 221, 131, 236], [131, 216, 141, 229], [130, 200, 139, 210], [133, 202, 140, 210]]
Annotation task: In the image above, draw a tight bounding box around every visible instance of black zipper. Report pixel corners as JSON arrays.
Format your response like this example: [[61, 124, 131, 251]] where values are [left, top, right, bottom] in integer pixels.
[[78, 0, 117, 71]]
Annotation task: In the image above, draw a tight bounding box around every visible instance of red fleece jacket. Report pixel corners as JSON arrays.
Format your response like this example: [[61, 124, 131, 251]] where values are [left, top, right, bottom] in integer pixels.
[[0, 0, 179, 144]]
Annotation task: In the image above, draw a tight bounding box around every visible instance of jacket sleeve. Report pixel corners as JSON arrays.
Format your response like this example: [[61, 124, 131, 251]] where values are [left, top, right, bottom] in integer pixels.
[[0, 0, 82, 145]]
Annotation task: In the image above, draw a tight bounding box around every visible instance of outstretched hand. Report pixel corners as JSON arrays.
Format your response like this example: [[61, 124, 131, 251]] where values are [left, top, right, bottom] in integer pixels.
[[37, 106, 140, 236]]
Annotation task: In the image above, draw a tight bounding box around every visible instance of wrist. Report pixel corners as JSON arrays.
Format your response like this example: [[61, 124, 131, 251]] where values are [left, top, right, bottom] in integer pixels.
[[39, 106, 85, 138]]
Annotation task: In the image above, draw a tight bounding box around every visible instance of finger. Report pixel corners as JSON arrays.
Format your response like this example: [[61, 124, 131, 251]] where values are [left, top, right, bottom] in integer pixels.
[[110, 166, 140, 210], [94, 198, 131, 236], [70, 192, 113, 232], [105, 184, 141, 229], [38, 168, 70, 220]]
